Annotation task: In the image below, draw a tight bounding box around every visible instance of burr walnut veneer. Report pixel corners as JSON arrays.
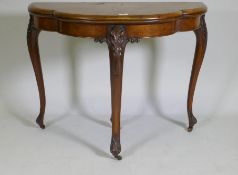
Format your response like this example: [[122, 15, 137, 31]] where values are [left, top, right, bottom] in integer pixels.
[[27, 2, 208, 160]]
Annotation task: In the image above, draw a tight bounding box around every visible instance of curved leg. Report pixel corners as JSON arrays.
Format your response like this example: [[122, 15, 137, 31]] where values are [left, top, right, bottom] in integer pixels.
[[27, 15, 46, 129], [95, 25, 139, 159], [187, 15, 208, 132], [107, 25, 128, 160]]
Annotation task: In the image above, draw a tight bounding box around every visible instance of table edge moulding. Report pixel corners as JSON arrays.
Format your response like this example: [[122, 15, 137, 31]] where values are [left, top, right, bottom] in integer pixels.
[[27, 2, 208, 160]]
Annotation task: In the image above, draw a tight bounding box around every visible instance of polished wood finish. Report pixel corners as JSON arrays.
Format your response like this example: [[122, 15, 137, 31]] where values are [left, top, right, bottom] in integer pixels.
[[28, 2, 207, 38], [27, 2, 208, 160], [28, 2, 207, 23], [27, 15, 46, 129], [187, 15, 207, 132]]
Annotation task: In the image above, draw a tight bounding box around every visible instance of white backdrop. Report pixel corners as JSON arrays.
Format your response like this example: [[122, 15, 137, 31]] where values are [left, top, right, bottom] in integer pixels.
[[0, 1, 238, 175]]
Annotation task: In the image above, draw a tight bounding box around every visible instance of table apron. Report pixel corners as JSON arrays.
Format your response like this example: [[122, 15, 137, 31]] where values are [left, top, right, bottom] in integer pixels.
[[32, 15, 202, 38]]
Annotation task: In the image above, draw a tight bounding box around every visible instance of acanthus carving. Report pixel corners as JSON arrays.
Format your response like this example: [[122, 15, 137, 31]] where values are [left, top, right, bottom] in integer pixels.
[[94, 38, 106, 43], [128, 37, 140, 43], [27, 15, 33, 35], [27, 15, 39, 38], [200, 15, 207, 39], [200, 15, 208, 51], [95, 25, 139, 75], [194, 15, 207, 44], [110, 136, 122, 160], [95, 25, 140, 54], [106, 25, 128, 57]]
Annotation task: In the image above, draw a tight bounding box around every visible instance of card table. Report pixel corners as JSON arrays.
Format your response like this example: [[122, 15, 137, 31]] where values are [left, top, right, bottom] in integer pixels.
[[27, 2, 208, 160]]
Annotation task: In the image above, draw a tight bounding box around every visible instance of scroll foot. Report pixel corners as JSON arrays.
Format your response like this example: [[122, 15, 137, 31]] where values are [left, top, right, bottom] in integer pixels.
[[187, 114, 197, 132], [110, 136, 122, 160], [36, 115, 45, 129]]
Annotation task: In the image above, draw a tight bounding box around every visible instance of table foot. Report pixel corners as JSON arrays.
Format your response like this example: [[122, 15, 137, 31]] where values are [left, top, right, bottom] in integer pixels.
[[187, 114, 197, 132], [115, 155, 122, 160], [110, 136, 122, 160], [36, 116, 45, 129]]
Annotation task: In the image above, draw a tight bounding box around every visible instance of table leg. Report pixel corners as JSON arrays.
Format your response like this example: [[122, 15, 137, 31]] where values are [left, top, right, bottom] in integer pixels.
[[187, 15, 207, 132], [95, 25, 139, 159], [105, 25, 129, 160], [27, 15, 46, 129]]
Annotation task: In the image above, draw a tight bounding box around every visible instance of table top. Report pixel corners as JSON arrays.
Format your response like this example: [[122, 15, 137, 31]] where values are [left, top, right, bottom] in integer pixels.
[[28, 2, 207, 23]]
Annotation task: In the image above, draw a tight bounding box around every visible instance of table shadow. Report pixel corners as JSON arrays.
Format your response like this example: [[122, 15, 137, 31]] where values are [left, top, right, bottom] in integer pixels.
[[145, 39, 186, 129], [0, 15, 111, 158], [49, 124, 112, 159], [64, 37, 186, 129]]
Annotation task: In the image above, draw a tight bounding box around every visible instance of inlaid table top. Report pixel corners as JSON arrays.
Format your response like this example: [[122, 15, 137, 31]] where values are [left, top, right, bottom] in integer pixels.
[[28, 2, 207, 23]]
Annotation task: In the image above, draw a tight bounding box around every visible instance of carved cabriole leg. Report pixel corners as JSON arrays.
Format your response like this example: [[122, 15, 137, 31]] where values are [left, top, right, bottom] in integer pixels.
[[187, 15, 207, 132], [107, 25, 127, 160], [95, 25, 139, 160], [27, 15, 46, 129]]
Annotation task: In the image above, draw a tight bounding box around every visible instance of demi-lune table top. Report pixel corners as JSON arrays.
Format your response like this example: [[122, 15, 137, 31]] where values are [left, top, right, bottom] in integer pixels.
[[28, 2, 207, 24]]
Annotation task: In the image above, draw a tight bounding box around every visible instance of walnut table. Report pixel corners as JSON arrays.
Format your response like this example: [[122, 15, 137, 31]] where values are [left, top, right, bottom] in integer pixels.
[[27, 2, 208, 160]]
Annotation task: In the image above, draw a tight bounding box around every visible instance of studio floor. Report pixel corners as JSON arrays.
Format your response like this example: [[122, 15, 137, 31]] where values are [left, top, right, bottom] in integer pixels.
[[0, 100, 237, 175]]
